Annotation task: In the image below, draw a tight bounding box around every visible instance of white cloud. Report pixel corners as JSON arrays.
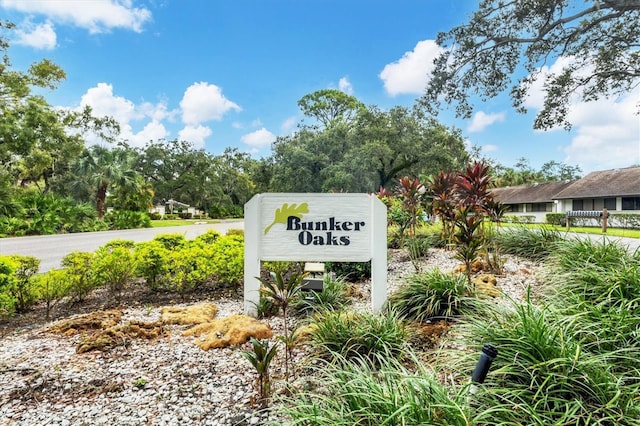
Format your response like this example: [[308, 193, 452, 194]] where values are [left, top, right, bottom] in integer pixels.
[[0, 0, 151, 33], [562, 88, 640, 172], [467, 111, 506, 133], [178, 125, 211, 149], [241, 128, 276, 148], [14, 21, 56, 49], [339, 77, 353, 95], [281, 116, 297, 133], [379, 39, 443, 96], [524, 57, 640, 172], [482, 144, 498, 153], [180, 82, 241, 125], [78, 82, 173, 147]]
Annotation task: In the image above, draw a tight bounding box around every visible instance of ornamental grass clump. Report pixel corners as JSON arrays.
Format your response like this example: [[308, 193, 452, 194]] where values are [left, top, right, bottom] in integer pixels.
[[308, 310, 409, 364], [387, 269, 474, 323], [278, 353, 471, 426], [491, 225, 562, 261], [545, 238, 640, 371], [450, 296, 640, 425]]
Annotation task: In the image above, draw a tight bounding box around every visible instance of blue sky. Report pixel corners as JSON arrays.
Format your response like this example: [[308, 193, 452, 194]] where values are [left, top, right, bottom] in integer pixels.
[[2, 0, 638, 175]]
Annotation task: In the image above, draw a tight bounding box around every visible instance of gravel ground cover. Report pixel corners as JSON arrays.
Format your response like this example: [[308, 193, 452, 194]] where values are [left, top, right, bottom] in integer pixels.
[[0, 248, 541, 426]]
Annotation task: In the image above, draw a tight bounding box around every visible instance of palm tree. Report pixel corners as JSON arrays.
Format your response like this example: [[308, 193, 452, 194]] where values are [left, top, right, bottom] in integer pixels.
[[74, 145, 141, 219]]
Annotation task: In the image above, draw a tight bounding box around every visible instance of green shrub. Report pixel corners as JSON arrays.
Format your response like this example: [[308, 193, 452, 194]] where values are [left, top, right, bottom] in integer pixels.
[[134, 241, 171, 291], [610, 213, 640, 229], [34, 269, 70, 320], [153, 233, 186, 250], [166, 245, 215, 298], [546, 212, 566, 226], [61, 251, 96, 303], [0, 255, 40, 313], [210, 234, 244, 288], [325, 261, 371, 283], [104, 210, 151, 230], [93, 246, 137, 298], [388, 269, 473, 323], [225, 228, 244, 237], [178, 212, 192, 219], [308, 310, 409, 363], [192, 229, 221, 245], [149, 212, 162, 220]]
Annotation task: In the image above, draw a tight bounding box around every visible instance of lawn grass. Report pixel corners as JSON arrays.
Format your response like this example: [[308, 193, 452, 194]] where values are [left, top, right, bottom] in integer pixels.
[[501, 222, 640, 238]]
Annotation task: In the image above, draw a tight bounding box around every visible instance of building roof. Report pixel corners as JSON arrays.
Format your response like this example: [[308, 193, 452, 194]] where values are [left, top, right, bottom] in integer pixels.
[[491, 181, 575, 204], [553, 167, 640, 199]]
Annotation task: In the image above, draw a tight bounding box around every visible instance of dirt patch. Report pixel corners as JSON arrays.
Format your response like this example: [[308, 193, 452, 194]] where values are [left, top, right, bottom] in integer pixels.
[[182, 314, 273, 350]]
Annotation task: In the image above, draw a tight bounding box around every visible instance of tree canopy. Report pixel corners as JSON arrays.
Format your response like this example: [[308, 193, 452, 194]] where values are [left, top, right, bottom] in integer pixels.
[[421, 0, 640, 130]]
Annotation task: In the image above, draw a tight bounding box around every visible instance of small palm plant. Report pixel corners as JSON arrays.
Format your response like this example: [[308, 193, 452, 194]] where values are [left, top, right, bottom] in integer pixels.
[[240, 338, 278, 406], [257, 270, 307, 380]]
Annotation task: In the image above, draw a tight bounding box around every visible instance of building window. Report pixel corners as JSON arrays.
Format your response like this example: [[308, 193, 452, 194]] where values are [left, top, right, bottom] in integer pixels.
[[604, 198, 616, 210], [572, 199, 584, 210], [622, 197, 640, 210], [531, 203, 549, 212]]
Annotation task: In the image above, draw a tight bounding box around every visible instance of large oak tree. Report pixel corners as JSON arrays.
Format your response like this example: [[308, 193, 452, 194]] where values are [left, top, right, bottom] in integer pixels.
[[421, 0, 640, 130]]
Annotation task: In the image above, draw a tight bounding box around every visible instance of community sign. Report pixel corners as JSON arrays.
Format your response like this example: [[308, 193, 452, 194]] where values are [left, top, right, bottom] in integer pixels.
[[244, 193, 387, 316]]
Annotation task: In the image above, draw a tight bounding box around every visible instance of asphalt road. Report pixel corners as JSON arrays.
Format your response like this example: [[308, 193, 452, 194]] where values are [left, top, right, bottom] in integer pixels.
[[1, 222, 637, 273], [0, 220, 244, 272]]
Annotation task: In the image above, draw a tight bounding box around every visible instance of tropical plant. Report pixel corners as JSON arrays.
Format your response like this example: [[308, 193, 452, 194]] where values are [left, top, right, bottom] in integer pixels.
[[74, 145, 141, 219], [453, 208, 485, 285], [257, 269, 307, 379], [240, 337, 278, 407]]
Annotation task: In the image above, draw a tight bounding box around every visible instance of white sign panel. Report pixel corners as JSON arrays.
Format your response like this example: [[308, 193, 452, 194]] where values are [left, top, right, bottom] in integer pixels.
[[260, 193, 372, 262], [244, 193, 387, 316]]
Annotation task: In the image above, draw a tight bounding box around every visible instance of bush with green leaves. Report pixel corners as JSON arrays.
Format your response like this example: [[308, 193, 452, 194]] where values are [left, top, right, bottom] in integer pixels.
[[192, 229, 221, 245], [325, 261, 370, 283], [34, 269, 70, 320], [388, 269, 473, 323], [210, 234, 244, 288], [308, 310, 409, 364], [279, 353, 470, 426], [61, 251, 96, 303], [0, 255, 40, 313], [104, 210, 151, 230], [166, 245, 215, 298], [152, 233, 186, 250], [93, 245, 137, 299], [134, 241, 171, 291]]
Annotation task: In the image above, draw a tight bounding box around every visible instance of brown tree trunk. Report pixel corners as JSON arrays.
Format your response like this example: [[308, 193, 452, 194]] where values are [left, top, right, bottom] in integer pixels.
[[96, 181, 108, 219]]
